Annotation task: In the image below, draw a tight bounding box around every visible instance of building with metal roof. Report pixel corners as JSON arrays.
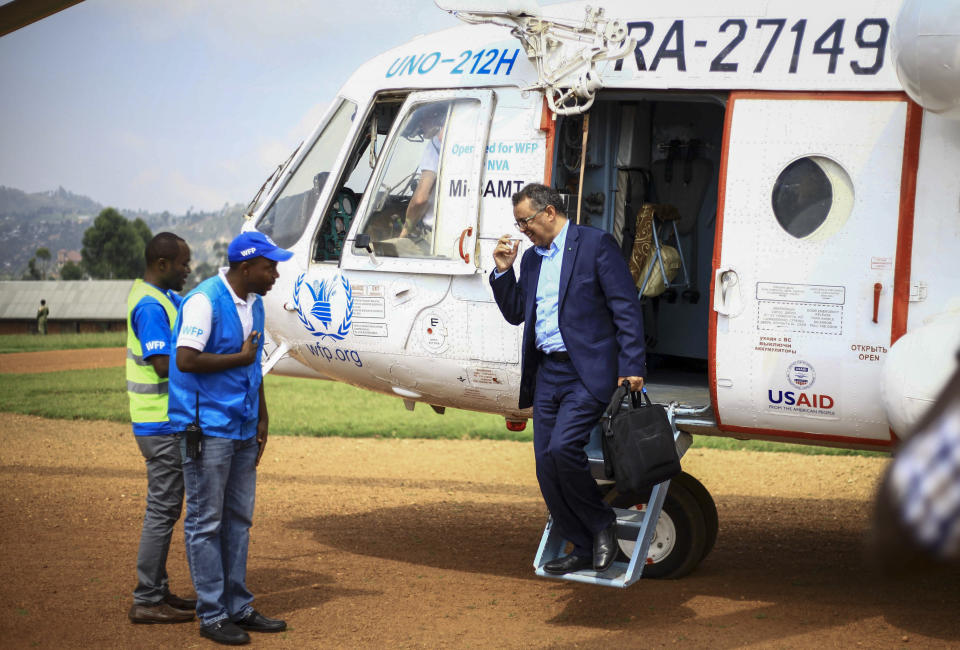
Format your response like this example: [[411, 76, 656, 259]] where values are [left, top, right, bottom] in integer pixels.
[[0, 280, 134, 334]]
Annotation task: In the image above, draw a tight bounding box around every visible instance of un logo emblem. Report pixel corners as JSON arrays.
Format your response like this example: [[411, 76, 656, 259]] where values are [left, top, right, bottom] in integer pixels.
[[293, 272, 353, 340]]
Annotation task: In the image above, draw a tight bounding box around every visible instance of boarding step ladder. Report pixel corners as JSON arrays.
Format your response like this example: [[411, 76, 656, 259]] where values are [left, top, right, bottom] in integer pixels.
[[532, 405, 692, 588]]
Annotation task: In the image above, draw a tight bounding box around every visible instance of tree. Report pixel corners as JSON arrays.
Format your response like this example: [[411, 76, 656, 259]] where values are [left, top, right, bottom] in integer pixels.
[[183, 261, 216, 293], [60, 261, 84, 280], [212, 240, 229, 267], [81, 208, 152, 279], [131, 218, 152, 251], [35, 247, 51, 280], [22, 257, 41, 280]]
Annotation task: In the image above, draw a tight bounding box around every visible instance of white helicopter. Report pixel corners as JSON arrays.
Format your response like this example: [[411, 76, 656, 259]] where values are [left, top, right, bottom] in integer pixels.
[[239, 0, 960, 586]]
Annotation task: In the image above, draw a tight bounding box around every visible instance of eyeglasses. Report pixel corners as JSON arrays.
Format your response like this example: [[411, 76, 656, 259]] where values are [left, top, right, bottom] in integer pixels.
[[515, 208, 546, 231]]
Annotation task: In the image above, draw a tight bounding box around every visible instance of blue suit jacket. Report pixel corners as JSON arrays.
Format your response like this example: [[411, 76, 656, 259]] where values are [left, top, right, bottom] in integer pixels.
[[490, 222, 646, 409]]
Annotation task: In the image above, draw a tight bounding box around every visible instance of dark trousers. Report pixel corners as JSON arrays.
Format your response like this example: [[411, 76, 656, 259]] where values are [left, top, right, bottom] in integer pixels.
[[532, 356, 615, 556], [134, 433, 184, 605]]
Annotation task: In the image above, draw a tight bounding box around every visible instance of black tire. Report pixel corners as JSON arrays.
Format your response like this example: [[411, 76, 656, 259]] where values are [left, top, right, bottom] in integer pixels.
[[610, 479, 707, 579], [672, 472, 718, 561]]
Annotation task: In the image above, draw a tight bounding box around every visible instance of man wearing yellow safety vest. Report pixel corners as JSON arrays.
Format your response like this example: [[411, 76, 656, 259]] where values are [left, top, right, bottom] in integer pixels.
[[126, 232, 196, 625]]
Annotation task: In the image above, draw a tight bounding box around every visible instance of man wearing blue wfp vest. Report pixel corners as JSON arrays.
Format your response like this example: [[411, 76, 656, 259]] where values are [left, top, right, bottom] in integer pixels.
[[168, 231, 291, 646], [126, 232, 196, 624]]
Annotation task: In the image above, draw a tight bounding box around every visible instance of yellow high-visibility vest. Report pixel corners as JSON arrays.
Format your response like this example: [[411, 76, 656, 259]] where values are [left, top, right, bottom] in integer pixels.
[[125, 279, 178, 424]]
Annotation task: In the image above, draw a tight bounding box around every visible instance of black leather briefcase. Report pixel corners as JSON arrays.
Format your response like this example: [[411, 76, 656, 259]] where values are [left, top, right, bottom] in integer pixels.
[[600, 382, 681, 493]]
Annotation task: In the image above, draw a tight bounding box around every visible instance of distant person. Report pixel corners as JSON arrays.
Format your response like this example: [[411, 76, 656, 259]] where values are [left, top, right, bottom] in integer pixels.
[[36, 299, 48, 335], [126, 232, 196, 624], [168, 231, 291, 645]]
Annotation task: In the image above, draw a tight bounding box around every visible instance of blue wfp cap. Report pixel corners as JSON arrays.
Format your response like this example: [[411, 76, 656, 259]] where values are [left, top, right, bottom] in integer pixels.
[[227, 231, 293, 263]]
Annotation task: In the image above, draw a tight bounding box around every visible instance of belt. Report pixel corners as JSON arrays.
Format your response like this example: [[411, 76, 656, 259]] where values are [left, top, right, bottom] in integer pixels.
[[541, 350, 571, 362]]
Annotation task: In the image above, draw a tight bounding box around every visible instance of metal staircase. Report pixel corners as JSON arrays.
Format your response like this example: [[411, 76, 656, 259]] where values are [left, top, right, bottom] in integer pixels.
[[533, 478, 672, 588], [533, 405, 693, 588]]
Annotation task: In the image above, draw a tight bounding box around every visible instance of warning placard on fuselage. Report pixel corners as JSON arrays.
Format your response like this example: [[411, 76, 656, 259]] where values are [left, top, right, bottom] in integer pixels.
[[756, 282, 844, 336]]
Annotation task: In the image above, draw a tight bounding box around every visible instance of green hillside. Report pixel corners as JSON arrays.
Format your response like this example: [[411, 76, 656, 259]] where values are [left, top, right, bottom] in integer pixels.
[[0, 185, 245, 279]]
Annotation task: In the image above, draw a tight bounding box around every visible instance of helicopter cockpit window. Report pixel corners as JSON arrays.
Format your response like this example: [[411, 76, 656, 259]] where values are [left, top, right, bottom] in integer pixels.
[[771, 156, 854, 240], [313, 98, 402, 262], [352, 98, 480, 259], [255, 99, 357, 249]]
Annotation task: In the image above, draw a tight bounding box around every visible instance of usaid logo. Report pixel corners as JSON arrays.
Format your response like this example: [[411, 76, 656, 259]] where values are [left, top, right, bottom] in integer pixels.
[[768, 390, 835, 409], [786, 360, 815, 389]]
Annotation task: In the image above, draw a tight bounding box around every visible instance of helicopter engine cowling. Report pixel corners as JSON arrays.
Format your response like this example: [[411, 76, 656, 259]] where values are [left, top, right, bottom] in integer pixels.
[[892, 0, 960, 120], [881, 310, 960, 439]]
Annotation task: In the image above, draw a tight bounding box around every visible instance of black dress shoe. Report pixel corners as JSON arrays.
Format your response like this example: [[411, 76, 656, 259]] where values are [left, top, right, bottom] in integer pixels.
[[128, 602, 194, 624], [594, 520, 618, 571], [235, 610, 287, 633], [199, 620, 250, 645], [163, 593, 197, 611], [543, 553, 592, 575]]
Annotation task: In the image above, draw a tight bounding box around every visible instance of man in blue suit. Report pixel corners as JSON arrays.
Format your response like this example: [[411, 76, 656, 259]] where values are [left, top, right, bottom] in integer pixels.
[[490, 183, 646, 574]]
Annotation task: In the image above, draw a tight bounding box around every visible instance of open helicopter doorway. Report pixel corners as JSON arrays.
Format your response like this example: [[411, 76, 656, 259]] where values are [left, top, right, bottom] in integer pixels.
[[541, 94, 726, 583], [550, 94, 726, 423]]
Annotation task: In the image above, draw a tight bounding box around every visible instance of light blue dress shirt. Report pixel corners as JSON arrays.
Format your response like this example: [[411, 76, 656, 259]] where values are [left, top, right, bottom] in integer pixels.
[[533, 221, 569, 353]]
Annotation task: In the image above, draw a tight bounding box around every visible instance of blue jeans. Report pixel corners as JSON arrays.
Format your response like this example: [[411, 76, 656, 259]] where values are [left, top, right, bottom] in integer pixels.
[[181, 435, 258, 625]]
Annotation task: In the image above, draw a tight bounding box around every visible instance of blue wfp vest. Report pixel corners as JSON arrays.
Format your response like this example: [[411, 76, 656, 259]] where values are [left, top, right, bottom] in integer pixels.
[[168, 276, 264, 440]]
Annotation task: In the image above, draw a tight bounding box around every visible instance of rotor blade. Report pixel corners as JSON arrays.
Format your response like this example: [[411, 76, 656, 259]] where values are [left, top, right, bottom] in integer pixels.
[[0, 0, 85, 38]]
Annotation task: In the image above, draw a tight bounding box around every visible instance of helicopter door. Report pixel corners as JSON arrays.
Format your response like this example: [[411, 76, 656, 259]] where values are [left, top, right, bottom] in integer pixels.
[[712, 93, 911, 444], [342, 90, 493, 274], [295, 91, 494, 391]]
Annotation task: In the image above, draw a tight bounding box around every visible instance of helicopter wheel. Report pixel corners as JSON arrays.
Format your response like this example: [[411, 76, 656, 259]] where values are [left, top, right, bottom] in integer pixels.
[[609, 472, 716, 579], [674, 471, 718, 560]]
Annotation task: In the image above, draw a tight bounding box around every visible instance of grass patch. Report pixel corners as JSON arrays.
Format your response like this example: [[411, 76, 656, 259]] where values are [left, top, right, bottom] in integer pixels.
[[0, 369, 888, 456], [692, 435, 887, 457], [0, 331, 124, 354], [0, 367, 128, 421], [0, 369, 517, 439], [262, 375, 521, 440]]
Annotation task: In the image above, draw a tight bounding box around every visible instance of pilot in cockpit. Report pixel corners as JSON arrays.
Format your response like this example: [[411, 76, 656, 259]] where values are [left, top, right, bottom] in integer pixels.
[[399, 103, 448, 247]]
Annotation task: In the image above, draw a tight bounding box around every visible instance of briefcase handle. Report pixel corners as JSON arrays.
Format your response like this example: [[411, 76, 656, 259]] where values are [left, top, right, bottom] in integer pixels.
[[602, 380, 652, 423]]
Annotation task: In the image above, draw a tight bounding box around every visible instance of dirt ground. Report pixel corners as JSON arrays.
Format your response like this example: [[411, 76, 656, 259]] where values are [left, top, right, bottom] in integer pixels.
[[2, 352, 960, 648], [0, 346, 126, 374]]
